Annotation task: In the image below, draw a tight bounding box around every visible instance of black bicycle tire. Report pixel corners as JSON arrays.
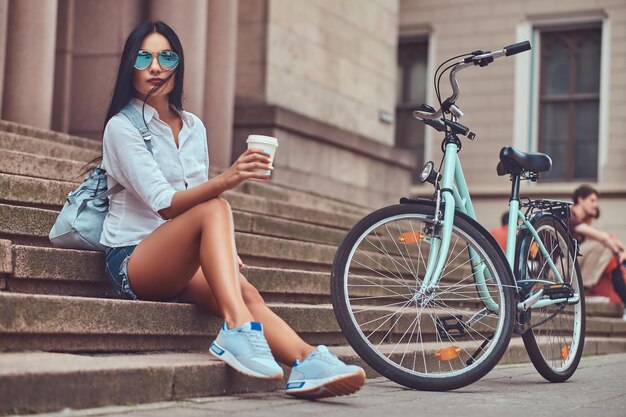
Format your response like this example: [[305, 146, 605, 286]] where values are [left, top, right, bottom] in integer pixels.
[[331, 202, 516, 391], [517, 214, 586, 382]]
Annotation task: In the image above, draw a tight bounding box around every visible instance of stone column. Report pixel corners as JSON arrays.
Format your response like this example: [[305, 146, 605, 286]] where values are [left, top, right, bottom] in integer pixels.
[[52, 0, 74, 132], [149, 0, 208, 116], [204, 0, 239, 172], [69, 0, 144, 139], [2, 0, 58, 128], [0, 0, 9, 117]]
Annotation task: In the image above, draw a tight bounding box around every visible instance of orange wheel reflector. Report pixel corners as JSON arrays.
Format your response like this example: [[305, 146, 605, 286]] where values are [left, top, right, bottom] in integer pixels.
[[399, 231, 424, 244], [530, 241, 540, 259], [435, 346, 461, 361], [560, 344, 570, 360]]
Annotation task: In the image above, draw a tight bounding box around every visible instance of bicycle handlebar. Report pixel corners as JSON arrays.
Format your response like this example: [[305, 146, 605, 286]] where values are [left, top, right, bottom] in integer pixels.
[[504, 40, 531, 56], [413, 40, 532, 121]]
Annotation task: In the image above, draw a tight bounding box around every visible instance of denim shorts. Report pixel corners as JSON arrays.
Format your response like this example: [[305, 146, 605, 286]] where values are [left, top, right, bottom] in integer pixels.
[[105, 245, 139, 300]]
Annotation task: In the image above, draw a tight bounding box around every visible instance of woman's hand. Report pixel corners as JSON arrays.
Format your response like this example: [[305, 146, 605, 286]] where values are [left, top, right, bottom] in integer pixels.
[[217, 149, 272, 191], [237, 254, 245, 271]]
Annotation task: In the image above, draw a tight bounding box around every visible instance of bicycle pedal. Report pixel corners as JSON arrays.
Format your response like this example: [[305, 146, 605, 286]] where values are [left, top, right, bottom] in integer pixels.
[[436, 315, 467, 338], [542, 283, 574, 300]]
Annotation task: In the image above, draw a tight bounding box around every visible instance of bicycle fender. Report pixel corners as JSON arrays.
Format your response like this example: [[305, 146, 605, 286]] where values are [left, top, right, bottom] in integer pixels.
[[514, 211, 579, 279]]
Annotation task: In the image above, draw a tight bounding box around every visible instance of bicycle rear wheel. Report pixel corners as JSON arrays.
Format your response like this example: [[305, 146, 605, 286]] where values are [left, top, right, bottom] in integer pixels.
[[331, 202, 515, 391], [517, 214, 585, 382]]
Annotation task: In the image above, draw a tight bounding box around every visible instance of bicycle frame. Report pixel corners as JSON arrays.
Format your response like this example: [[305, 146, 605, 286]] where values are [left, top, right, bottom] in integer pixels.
[[419, 141, 573, 312]]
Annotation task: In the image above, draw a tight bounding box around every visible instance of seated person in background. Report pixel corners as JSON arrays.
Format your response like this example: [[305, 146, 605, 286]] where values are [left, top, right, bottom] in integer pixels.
[[490, 211, 509, 252], [569, 185, 626, 317]]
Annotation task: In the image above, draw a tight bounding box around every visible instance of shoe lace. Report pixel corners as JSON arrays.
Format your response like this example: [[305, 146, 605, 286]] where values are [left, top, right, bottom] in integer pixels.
[[248, 331, 273, 358], [311, 349, 343, 366]]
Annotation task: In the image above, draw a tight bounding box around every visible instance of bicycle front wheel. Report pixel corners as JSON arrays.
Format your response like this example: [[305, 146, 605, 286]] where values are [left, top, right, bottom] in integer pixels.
[[331, 202, 515, 391], [517, 214, 586, 382]]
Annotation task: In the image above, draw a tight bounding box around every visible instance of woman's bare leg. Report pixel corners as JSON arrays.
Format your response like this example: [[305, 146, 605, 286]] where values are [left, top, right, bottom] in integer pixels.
[[179, 268, 316, 365], [127, 198, 254, 328], [239, 274, 317, 364]]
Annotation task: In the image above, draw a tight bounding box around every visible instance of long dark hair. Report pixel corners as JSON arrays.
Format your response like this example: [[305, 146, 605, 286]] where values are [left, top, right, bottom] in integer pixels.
[[103, 20, 185, 131], [80, 20, 185, 176]]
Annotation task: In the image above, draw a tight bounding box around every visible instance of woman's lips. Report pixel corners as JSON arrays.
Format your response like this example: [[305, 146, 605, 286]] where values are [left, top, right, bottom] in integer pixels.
[[148, 78, 163, 84]]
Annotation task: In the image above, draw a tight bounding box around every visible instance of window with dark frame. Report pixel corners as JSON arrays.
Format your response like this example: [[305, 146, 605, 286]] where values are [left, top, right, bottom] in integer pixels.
[[396, 37, 428, 184], [538, 26, 601, 181]]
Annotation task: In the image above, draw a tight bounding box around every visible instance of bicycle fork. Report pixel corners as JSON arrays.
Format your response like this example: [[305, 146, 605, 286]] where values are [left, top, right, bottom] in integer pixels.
[[417, 142, 500, 313]]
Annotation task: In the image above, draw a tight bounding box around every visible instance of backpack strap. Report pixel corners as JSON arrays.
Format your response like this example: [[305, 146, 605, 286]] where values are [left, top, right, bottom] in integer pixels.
[[96, 183, 125, 200], [119, 103, 154, 154], [87, 175, 125, 203], [90, 103, 155, 201]]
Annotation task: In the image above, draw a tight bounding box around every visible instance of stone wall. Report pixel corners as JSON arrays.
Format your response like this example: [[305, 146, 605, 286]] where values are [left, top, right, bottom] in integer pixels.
[[237, 0, 399, 146], [233, 104, 414, 208], [234, 0, 414, 207]]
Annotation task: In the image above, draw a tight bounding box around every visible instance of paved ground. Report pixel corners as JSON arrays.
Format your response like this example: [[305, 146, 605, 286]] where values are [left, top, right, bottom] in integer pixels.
[[27, 353, 626, 417]]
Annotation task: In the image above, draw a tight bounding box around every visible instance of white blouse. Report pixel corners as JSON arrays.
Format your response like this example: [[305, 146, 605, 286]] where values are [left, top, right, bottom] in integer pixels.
[[100, 98, 209, 248]]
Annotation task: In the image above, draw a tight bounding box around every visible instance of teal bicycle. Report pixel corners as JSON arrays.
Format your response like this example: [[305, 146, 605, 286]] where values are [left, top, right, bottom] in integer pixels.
[[331, 41, 585, 391]]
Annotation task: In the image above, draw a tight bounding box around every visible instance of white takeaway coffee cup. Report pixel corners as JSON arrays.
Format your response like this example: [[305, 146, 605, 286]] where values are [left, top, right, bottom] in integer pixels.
[[246, 135, 278, 176]]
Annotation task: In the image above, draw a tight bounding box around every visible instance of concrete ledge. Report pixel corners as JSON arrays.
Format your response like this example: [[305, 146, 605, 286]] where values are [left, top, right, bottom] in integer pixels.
[[235, 104, 414, 169], [236, 180, 371, 215], [234, 104, 414, 207]]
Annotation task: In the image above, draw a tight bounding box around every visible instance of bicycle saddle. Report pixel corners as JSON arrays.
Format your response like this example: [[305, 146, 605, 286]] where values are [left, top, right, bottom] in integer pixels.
[[496, 146, 552, 176]]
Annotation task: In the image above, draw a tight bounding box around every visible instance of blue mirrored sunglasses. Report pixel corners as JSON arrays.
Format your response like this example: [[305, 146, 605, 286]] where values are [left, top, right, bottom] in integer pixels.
[[134, 50, 180, 71]]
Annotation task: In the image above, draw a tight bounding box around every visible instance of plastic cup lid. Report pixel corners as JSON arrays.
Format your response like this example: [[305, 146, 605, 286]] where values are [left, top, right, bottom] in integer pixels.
[[246, 135, 278, 147]]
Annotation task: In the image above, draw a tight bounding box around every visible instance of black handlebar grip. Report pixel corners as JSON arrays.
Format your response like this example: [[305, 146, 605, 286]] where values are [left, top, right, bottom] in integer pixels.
[[504, 40, 531, 56]]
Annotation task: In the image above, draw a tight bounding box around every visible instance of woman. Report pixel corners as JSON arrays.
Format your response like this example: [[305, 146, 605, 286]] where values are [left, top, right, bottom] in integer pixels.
[[100, 20, 365, 398]]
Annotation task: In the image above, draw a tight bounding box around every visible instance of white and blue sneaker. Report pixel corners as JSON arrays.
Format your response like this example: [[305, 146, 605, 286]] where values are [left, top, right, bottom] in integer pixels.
[[209, 321, 283, 380], [285, 345, 366, 399]]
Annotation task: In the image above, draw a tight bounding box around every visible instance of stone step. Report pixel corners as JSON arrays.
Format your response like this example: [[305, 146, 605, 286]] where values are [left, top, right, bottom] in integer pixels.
[[1, 337, 625, 415], [0, 130, 100, 161], [0, 203, 348, 252], [0, 292, 347, 352], [237, 180, 372, 216], [0, 351, 281, 415], [0, 194, 429, 274], [0, 119, 101, 151], [0, 173, 74, 210], [0, 143, 371, 220], [4, 242, 333, 302], [3, 243, 621, 319], [0, 149, 85, 183], [584, 300, 626, 319], [1, 291, 624, 354], [0, 172, 363, 230], [0, 202, 452, 279]]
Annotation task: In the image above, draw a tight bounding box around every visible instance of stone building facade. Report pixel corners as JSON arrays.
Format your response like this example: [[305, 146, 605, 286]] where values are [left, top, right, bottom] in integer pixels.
[[402, 0, 626, 240], [0, 0, 412, 208], [0, 0, 624, 238]]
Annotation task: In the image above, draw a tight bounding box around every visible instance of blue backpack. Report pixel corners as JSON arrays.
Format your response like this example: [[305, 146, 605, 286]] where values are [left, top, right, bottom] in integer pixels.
[[49, 104, 153, 252]]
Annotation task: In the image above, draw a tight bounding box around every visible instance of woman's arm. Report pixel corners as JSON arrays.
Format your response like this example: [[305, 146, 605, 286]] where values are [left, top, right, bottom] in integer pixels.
[[575, 223, 626, 261], [158, 148, 272, 219]]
